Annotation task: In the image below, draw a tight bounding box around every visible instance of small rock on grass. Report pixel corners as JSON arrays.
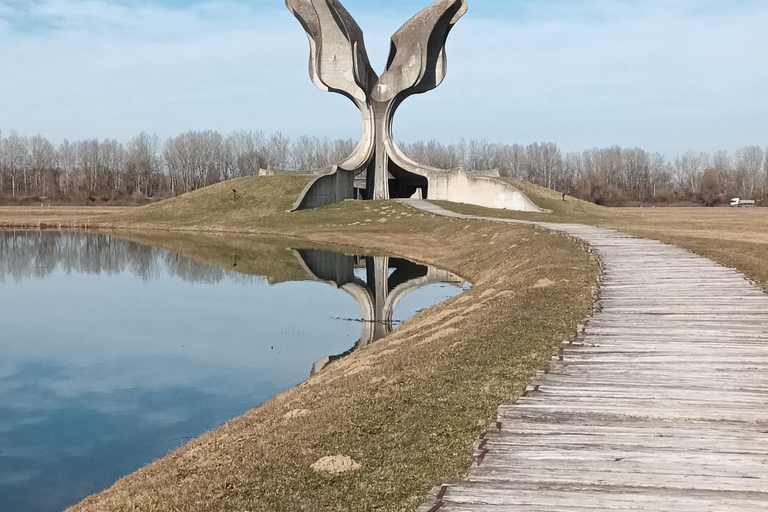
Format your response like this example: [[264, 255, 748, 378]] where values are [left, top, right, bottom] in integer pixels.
[[311, 455, 362, 475], [283, 409, 310, 420]]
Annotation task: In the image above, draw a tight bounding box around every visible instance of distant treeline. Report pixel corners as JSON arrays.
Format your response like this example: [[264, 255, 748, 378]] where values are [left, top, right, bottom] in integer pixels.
[[1, 129, 766, 206], [408, 140, 768, 206]]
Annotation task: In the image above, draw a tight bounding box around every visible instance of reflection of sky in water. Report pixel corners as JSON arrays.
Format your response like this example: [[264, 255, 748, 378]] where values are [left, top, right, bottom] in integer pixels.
[[393, 282, 471, 323], [0, 233, 466, 512]]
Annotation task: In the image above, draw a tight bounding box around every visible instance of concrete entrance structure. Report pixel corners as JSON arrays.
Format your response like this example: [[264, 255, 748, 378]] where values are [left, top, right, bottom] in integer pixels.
[[286, 0, 545, 213]]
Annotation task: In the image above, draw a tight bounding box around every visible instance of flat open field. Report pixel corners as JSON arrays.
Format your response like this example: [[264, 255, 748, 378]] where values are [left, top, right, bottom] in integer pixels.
[[610, 207, 768, 287], [0, 206, 131, 229]]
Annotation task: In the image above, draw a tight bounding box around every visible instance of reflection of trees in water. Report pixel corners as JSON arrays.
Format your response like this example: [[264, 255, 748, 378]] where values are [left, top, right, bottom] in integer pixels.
[[0, 231, 255, 284]]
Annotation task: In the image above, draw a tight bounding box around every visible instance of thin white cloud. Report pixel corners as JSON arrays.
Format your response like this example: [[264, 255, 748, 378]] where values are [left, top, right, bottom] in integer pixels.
[[0, 0, 766, 157]]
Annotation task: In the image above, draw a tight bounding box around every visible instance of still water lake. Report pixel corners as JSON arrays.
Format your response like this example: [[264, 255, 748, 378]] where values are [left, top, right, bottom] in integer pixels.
[[0, 231, 468, 512]]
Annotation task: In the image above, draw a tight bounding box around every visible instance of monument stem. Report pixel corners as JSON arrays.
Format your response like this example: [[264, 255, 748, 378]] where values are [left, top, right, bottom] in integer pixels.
[[371, 101, 394, 200]]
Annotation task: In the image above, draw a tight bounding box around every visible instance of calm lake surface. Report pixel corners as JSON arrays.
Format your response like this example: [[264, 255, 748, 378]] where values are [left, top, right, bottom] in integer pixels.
[[0, 231, 468, 512]]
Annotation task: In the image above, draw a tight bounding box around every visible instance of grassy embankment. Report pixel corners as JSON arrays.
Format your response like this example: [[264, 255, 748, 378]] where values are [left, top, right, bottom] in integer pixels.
[[3, 177, 597, 511], [434, 178, 768, 287]]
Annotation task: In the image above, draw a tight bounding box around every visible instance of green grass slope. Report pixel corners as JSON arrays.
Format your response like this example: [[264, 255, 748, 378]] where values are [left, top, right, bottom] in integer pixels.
[[108, 175, 453, 241], [120, 175, 313, 228], [118, 175, 611, 230], [502, 178, 606, 218], [433, 178, 621, 224], [71, 211, 597, 512]]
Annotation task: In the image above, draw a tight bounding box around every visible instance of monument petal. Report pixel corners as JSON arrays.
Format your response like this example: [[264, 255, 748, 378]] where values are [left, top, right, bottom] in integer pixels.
[[374, 0, 467, 102]]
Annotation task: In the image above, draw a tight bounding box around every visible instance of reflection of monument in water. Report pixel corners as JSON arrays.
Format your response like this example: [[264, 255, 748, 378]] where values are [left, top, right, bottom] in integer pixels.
[[293, 249, 464, 375]]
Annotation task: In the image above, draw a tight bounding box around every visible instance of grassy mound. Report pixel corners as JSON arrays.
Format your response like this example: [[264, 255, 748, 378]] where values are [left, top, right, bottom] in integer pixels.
[[107, 176, 476, 242], [502, 178, 606, 218], [433, 178, 615, 223], [118, 176, 313, 228]]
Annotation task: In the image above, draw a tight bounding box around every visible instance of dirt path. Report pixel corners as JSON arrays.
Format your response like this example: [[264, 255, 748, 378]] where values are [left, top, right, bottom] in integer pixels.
[[405, 199, 768, 511]]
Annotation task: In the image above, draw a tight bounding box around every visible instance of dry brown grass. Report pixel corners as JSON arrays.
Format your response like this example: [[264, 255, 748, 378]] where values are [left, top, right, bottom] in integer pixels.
[[0, 206, 131, 229]]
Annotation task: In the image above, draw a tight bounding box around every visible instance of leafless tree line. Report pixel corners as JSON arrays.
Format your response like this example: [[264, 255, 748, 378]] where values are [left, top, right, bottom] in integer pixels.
[[0, 129, 355, 203], [404, 140, 768, 206], [1, 128, 765, 206]]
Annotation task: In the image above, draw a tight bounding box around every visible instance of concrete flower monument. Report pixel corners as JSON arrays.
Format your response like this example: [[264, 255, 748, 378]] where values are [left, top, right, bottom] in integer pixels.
[[286, 0, 543, 212]]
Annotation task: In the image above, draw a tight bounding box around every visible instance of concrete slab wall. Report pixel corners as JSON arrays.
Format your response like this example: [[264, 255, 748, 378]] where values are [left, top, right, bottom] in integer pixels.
[[292, 167, 356, 211], [424, 170, 545, 213]]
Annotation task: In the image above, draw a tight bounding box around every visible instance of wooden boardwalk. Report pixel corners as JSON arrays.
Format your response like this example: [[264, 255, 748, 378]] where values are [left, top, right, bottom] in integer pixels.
[[405, 200, 768, 512]]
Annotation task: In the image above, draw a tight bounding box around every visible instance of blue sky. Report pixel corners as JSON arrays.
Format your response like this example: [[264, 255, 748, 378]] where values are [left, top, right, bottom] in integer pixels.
[[1, 0, 767, 157]]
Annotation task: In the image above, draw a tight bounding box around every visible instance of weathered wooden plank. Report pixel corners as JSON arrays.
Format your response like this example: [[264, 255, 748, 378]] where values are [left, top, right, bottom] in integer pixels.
[[490, 418, 765, 431], [480, 436, 768, 455], [433, 484, 768, 511], [468, 468, 768, 494], [525, 387, 768, 404]]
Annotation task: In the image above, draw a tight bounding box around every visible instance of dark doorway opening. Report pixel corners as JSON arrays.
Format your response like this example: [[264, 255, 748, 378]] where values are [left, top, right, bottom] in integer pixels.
[[361, 160, 428, 200], [388, 162, 428, 199]]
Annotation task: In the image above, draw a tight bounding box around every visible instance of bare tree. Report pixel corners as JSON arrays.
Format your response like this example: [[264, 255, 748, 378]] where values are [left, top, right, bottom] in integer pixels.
[[735, 145, 764, 198], [622, 148, 651, 201], [2, 131, 30, 196], [649, 152, 671, 200], [712, 150, 733, 196], [525, 142, 563, 190], [29, 135, 57, 197], [699, 169, 721, 206], [57, 140, 78, 194], [226, 130, 267, 177], [125, 133, 159, 196], [674, 151, 709, 195], [764, 146, 768, 199], [264, 132, 291, 170]]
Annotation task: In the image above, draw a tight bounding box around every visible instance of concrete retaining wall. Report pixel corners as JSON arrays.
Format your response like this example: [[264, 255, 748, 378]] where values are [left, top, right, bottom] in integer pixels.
[[424, 170, 544, 213], [292, 167, 356, 211]]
